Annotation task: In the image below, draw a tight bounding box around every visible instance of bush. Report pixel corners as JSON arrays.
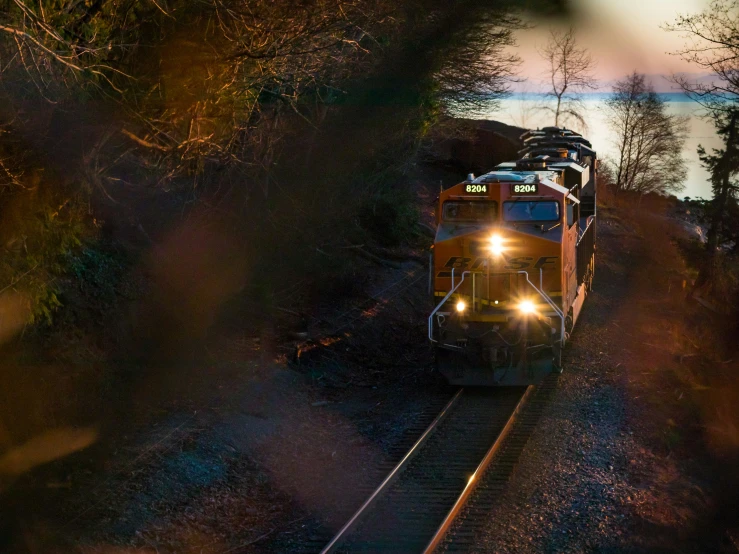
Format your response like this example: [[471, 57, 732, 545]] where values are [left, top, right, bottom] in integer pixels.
[[64, 242, 128, 308], [0, 189, 88, 327], [359, 187, 420, 248]]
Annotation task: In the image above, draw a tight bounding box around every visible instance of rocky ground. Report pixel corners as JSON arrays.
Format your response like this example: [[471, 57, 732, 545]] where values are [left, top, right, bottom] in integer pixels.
[[0, 150, 476, 553], [8, 206, 731, 554], [3, 131, 739, 553], [0, 151, 467, 554], [0, 253, 457, 553], [471, 207, 739, 553]]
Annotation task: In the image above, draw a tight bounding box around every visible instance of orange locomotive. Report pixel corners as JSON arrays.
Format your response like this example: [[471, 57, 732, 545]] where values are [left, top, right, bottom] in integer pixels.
[[428, 127, 597, 386]]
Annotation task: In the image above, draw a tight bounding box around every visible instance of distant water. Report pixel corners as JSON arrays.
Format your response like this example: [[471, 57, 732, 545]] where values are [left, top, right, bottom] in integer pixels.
[[487, 92, 722, 200]]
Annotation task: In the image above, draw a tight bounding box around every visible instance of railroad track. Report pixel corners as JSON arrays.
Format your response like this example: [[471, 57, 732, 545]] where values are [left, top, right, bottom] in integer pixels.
[[438, 375, 558, 552], [320, 380, 554, 553]]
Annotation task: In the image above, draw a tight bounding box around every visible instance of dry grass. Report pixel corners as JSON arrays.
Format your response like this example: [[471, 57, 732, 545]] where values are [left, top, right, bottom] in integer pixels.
[[599, 199, 739, 541]]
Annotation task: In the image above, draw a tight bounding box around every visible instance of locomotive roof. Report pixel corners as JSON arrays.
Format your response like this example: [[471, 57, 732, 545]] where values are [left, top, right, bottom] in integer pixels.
[[468, 170, 579, 202], [495, 160, 586, 173], [520, 127, 585, 141], [470, 169, 558, 184], [519, 142, 596, 158], [523, 135, 592, 148], [548, 161, 587, 173]]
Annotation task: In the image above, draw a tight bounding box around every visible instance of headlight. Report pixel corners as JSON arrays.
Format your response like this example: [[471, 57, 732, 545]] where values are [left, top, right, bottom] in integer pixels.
[[456, 300, 466, 312], [518, 300, 536, 314], [489, 234, 505, 256]]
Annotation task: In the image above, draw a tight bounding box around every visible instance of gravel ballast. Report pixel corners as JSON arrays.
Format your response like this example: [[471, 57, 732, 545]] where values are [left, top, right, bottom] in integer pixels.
[[468, 212, 726, 553]]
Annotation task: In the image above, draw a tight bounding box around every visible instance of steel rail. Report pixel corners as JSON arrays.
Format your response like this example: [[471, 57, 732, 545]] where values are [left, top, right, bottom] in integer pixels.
[[423, 384, 535, 553], [320, 388, 465, 554]]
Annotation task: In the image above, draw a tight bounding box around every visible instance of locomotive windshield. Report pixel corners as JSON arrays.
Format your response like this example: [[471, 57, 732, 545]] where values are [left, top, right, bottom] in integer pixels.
[[442, 201, 497, 222], [503, 200, 560, 222]]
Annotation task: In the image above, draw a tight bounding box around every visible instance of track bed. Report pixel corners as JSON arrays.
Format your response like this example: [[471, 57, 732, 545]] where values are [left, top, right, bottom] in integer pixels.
[[324, 387, 528, 553]]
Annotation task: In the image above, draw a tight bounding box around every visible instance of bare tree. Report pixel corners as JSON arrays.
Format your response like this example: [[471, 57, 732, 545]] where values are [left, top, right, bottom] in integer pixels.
[[508, 84, 541, 129], [604, 72, 689, 198], [539, 27, 597, 128], [666, 0, 739, 113], [0, 0, 538, 322]]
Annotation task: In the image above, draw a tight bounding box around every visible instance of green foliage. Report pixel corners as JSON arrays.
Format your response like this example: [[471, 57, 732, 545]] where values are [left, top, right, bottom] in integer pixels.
[[697, 110, 739, 253], [416, 79, 444, 138], [32, 287, 63, 327], [359, 187, 420, 248], [0, 0, 528, 337], [65, 243, 127, 307], [0, 189, 88, 326]]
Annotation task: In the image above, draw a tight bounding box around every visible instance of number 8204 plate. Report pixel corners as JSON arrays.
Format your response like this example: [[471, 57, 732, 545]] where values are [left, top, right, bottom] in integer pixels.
[[512, 183, 539, 194], [464, 184, 488, 194]]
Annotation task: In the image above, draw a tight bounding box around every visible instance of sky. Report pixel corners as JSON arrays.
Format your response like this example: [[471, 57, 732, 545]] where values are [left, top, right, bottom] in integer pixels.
[[513, 0, 713, 92], [488, 0, 722, 199]]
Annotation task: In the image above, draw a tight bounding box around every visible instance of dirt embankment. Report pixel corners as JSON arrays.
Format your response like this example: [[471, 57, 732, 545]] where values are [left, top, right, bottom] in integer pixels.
[[5, 119, 737, 554], [0, 227, 435, 553], [0, 121, 504, 553], [472, 204, 739, 553]]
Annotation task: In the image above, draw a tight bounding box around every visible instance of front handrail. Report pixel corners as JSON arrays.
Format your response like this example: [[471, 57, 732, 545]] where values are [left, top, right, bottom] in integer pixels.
[[517, 270, 565, 345], [428, 268, 475, 343], [429, 270, 566, 345]]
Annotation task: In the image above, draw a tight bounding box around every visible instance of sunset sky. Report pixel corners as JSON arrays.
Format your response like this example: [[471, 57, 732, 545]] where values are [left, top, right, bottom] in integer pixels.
[[514, 0, 713, 91], [492, 0, 721, 198]]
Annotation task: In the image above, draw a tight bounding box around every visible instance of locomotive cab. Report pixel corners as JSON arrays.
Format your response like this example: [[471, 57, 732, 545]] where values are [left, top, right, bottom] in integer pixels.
[[428, 142, 596, 386]]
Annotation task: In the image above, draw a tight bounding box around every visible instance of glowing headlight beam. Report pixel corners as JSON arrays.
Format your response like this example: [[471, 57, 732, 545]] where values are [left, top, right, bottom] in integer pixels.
[[489, 234, 505, 256], [518, 300, 536, 315], [456, 300, 466, 313]]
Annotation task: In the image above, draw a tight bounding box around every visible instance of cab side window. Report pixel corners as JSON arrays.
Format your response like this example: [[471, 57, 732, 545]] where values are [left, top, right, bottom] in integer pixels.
[[566, 200, 576, 228]]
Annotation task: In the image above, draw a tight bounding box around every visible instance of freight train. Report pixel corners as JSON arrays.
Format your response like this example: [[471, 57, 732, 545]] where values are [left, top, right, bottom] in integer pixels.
[[428, 127, 597, 386]]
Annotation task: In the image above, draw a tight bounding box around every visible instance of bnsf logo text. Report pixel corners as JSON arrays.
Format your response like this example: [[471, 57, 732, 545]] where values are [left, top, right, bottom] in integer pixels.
[[436, 256, 558, 277]]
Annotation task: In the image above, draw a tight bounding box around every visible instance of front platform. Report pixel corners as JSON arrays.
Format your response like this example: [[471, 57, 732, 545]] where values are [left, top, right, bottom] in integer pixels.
[[436, 348, 557, 386]]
